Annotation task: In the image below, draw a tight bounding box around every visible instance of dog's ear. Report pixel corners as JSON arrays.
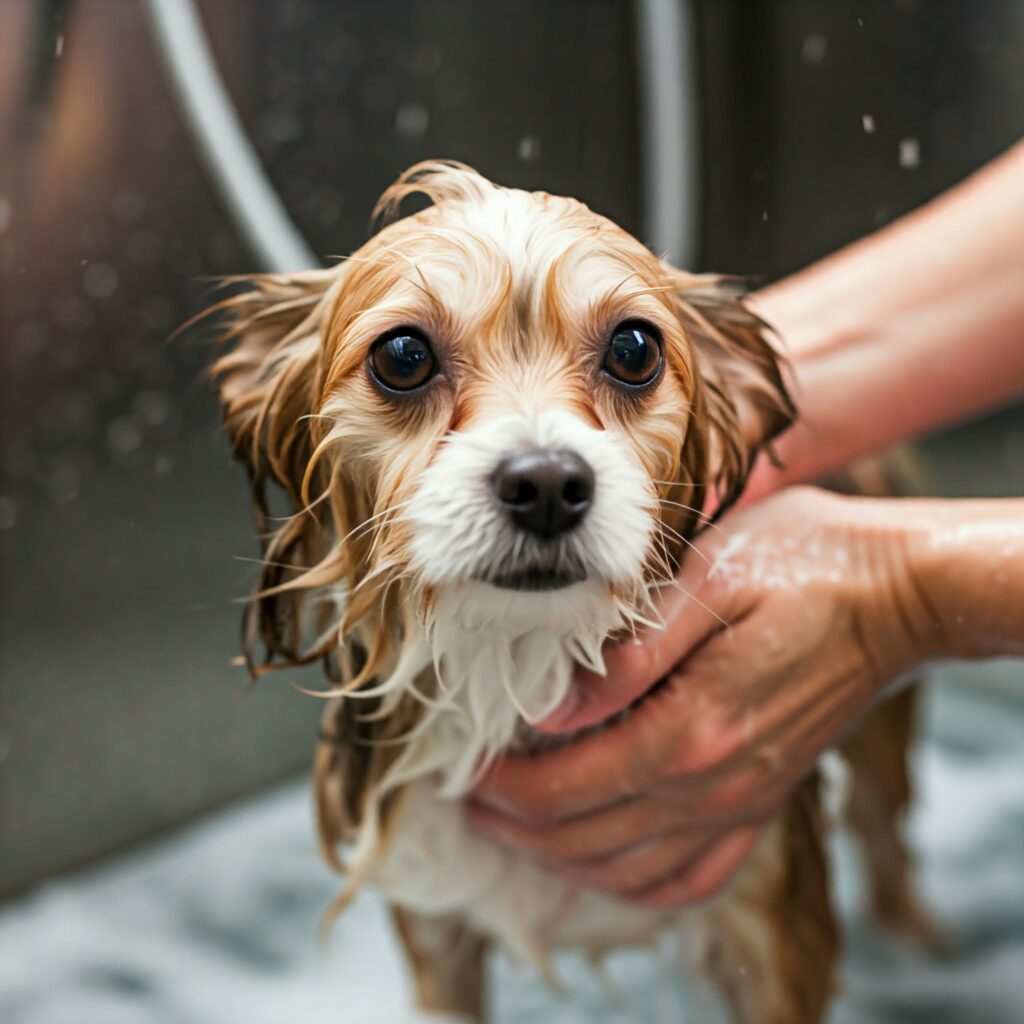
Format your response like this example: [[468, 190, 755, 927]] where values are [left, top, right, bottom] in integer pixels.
[[202, 269, 340, 671], [209, 269, 337, 506], [668, 270, 795, 515]]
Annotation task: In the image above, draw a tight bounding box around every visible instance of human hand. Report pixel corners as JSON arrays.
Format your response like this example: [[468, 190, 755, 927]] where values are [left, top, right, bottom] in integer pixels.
[[469, 487, 937, 907]]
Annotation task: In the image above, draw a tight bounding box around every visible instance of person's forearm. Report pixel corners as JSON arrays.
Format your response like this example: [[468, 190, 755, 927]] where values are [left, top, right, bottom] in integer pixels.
[[883, 498, 1024, 662], [748, 142, 1024, 496]]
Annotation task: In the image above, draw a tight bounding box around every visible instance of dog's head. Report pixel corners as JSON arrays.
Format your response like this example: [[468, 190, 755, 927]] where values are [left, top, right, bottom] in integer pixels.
[[211, 161, 792, 704]]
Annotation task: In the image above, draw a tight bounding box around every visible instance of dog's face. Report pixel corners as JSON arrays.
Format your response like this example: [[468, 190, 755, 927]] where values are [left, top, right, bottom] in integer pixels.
[[212, 163, 792, 686], [317, 172, 700, 641]]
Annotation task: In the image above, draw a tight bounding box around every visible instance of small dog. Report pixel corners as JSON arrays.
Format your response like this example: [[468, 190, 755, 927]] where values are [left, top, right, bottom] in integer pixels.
[[207, 162, 924, 1022]]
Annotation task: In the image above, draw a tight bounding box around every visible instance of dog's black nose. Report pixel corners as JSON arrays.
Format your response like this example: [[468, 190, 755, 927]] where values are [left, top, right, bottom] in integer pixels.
[[492, 449, 595, 539]]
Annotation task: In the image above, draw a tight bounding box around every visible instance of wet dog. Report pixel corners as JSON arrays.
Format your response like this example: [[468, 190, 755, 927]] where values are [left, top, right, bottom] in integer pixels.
[[206, 162, 925, 1022]]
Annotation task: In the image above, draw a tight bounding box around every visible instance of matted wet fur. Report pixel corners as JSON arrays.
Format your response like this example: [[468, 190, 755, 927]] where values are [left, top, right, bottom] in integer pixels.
[[203, 162, 928, 1022]]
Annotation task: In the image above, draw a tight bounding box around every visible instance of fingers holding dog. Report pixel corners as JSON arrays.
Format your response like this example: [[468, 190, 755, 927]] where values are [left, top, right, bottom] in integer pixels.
[[628, 825, 765, 908]]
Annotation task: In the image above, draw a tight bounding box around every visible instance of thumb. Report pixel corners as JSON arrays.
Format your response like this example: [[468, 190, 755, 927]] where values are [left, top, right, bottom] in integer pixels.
[[537, 577, 729, 734]]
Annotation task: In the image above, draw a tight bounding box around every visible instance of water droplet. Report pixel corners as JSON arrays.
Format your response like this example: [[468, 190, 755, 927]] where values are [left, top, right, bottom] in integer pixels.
[[51, 295, 95, 331], [801, 33, 827, 65], [62, 390, 98, 435], [0, 195, 10, 236], [154, 454, 174, 477], [394, 102, 430, 141], [55, 34, 64, 57], [518, 134, 542, 163], [82, 262, 120, 300], [107, 416, 144, 456], [898, 137, 920, 169], [258, 107, 303, 145], [306, 186, 344, 227], [861, 113, 876, 134], [761, 210, 769, 222], [111, 190, 146, 224], [48, 465, 80, 504], [0, 496, 17, 530], [14, 321, 50, 357], [134, 390, 170, 427]]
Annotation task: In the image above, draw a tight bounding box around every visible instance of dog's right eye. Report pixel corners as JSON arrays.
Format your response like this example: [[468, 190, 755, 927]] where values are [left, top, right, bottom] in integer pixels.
[[603, 320, 663, 388], [368, 329, 437, 393]]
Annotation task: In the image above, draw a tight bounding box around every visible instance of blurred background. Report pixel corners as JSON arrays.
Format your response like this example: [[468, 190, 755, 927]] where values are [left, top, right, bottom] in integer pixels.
[[1, 1, 1022, 1022]]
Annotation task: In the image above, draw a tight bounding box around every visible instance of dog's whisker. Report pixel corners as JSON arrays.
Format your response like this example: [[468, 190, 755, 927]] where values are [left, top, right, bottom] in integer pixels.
[[232, 553, 309, 572], [335, 500, 414, 549], [657, 521, 711, 567], [656, 497, 724, 534], [655, 496, 710, 516], [665, 579, 731, 632], [650, 478, 708, 488]]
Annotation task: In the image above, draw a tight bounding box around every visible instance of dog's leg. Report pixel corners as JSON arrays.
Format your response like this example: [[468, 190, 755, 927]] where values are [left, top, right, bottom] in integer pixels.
[[693, 776, 839, 1024], [390, 906, 489, 1021], [840, 684, 941, 946]]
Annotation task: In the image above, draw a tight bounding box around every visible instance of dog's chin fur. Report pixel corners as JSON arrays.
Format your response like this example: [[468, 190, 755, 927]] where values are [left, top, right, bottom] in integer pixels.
[[355, 577, 643, 802]]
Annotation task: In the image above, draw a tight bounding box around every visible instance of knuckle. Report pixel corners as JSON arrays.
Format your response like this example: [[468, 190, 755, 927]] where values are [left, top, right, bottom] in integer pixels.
[[638, 864, 728, 908], [517, 788, 556, 824], [526, 805, 556, 829], [682, 860, 733, 904], [615, 642, 653, 691], [610, 876, 651, 899], [613, 842, 695, 903], [557, 817, 631, 864], [617, 763, 649, 801], [579, 865, 627, 894], [545, 829, 592, 863], [670, 718, 740, 777], [701, 774, 757, 819], [592, 859, 660, 898]]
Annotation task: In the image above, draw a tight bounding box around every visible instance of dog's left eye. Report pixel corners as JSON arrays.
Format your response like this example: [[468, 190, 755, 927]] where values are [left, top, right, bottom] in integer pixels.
[[368, 329, 437, 392], [603, 321, 663, 387]]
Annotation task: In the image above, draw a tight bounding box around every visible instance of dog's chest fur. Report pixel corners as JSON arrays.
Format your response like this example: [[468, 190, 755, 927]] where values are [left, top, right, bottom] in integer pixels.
[[351, 615, 782, 977]]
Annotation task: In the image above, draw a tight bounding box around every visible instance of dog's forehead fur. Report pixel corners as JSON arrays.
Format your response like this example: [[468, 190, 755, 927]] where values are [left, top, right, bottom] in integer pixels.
[[317, 170, 697, 464]]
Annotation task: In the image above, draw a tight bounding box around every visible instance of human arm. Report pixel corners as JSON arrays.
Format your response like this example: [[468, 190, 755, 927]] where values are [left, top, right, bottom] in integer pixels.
[[469, 490, 1024, 907], [744, 140, 1024, 501]]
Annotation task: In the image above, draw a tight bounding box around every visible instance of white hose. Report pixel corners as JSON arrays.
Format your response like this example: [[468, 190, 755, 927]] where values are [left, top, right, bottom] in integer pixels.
[[142, 0, 317, 272]]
